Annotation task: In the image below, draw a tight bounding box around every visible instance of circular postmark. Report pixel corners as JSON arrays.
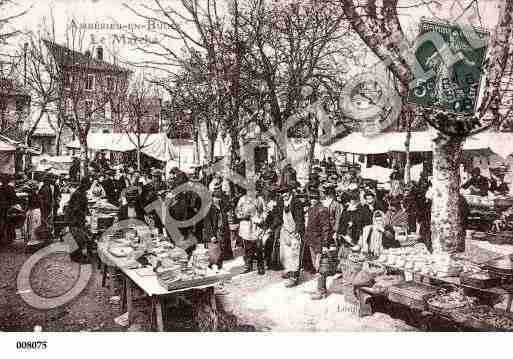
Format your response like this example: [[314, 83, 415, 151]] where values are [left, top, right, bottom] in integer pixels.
[[340, 72, 402, 136], [17, 233, 93, 310]]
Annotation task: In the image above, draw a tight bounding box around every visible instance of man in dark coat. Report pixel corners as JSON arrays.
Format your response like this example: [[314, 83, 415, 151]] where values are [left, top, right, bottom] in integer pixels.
[[102, 170, 118, 206], [286, 185, 331, 300], [0, 174, 19, 244], [262, 185, 283, 270], [462, 167, 489, 196], [202, 189, 229, 269], [115, 169, 129, 199], [66, 177, 91, 264], [321, 183, 344, 247], [338, 191, 366, 250], [118, 186, 146, 222], [141, 169, 166, 232], [69, 157, 80, 182], [38, 174, 55, 231]]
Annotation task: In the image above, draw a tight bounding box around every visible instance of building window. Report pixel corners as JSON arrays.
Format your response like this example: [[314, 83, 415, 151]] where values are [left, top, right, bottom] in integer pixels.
[[86, 74, 94, 90], [106, 76, 114, 92], [105, 102, 111, 120], [16, 98, 25, 112], [65, 98, 72, 115], [85, 100, 93, 119], [64, 73, 72, 89]]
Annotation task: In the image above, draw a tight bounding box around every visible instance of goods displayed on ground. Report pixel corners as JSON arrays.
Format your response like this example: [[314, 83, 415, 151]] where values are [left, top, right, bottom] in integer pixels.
[[467, 305, 513, 330], [358, 243, 513, 330], [426, 288, 476, 315], [387, 281, 439, 311], [481, 255, 513, 280]]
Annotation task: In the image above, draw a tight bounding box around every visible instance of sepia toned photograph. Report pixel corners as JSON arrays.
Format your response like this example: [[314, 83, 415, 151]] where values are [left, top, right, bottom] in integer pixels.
[[2, 0, 513, 339]]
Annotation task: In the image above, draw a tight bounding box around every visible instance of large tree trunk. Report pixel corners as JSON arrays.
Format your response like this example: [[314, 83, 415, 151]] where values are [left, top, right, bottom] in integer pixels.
[[208, 137, 215, 164], [404, 108, 412, 184], [79, 138, 89, 178], [431, 134, 465, 253], [54, 122, 64, 156], [307, 117, 319, 176]]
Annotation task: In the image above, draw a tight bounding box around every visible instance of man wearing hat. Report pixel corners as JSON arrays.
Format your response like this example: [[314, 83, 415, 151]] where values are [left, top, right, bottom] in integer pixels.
[[118, 186, 146, 222], [69, 157, 80, 182], [102, 169, 118, 205], [286, 185, 331, 300], [321, 181, 344, 248], [236, 190, 266, 274], [0, 174, 19, 245], [202, 184, 230, 269], [38, 173, 56, 232], [66, 177, 91, 264], [141, 168, 166, 231], [278, 181, 305, 279], [261, 184, 283, 270]]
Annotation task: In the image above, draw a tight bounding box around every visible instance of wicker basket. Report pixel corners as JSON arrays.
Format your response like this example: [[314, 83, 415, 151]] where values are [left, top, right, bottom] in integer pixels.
[[387, 282, 438, 311], [427, 301, 469, 317], [471, 231, 488, 241], [460, 272, 500, 289]]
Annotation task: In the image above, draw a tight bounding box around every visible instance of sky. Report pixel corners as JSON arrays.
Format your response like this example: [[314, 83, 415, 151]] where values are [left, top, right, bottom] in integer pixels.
[[0, 0, 504, 81]]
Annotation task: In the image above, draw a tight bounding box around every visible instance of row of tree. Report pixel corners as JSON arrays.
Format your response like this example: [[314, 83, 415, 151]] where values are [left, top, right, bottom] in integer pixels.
[[124, 0, 365, 168]]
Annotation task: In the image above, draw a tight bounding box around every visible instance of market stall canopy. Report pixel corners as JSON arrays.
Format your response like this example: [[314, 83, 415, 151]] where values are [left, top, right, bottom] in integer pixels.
[[66, 132, 152, 152], [142, 136, 193, 162], [33, 155, 73, 175], [0, 139, 17, 152], [361, 165, 393, 183], [320, 130, 513, 156], [66, 133, 197, 163]]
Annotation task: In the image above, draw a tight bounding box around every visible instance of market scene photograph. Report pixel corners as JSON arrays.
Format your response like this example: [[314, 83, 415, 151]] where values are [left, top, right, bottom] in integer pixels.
[[4, 0, 513, 334]]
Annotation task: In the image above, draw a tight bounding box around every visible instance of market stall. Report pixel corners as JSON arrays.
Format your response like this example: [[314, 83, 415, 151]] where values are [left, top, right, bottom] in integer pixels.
[[96, 226, 233, 331], [0, 137, 17, 175], [349, 245, 513, 331]]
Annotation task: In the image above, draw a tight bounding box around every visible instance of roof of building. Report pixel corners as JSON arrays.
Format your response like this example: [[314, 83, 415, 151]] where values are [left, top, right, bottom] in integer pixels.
[[43, 40, 132, 74]]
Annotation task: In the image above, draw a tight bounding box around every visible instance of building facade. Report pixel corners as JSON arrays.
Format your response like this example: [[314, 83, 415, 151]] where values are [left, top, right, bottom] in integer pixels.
[[0, 77, 31, 143], [44, 41, 132, 153]]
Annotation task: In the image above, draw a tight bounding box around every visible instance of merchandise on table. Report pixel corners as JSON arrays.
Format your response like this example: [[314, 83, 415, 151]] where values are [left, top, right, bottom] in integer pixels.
[[377, 248, 465, 277]]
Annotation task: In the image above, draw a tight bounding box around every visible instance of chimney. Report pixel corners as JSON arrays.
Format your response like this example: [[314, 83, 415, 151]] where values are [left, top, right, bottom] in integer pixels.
[[96, 46, 103, 61]]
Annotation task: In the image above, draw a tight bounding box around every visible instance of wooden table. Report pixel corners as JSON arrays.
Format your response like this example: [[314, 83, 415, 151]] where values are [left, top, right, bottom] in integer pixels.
[[97, 242, 223, 331]]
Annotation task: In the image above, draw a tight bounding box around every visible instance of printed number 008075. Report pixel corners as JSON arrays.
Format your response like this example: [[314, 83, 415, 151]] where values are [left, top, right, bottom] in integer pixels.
[[16, 341, 47, 350]]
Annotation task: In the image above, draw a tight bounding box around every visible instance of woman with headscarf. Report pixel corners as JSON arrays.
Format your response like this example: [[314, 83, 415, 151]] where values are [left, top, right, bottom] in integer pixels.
[[353, 210, 399, 257]]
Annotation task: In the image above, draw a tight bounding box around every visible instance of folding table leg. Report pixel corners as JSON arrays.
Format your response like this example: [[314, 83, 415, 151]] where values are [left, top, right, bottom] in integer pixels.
[[155, 299, 164, 332], [208, 287, 218, 331], [126, 277, 133, 325]]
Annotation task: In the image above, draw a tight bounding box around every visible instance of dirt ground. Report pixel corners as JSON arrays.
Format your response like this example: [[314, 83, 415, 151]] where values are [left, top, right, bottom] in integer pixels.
[[0, 232, 511, 332]]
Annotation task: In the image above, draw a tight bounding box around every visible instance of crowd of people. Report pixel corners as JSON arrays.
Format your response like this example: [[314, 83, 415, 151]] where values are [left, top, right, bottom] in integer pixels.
[[9, 153, 511, 300], [53, 156, 442, 299]]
